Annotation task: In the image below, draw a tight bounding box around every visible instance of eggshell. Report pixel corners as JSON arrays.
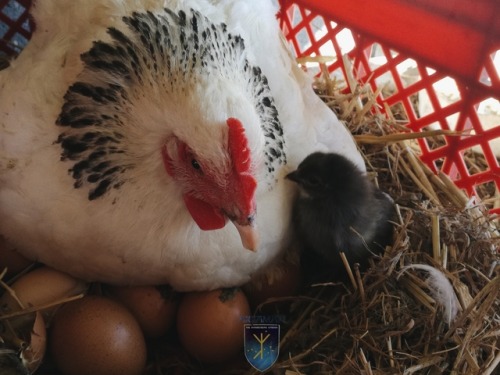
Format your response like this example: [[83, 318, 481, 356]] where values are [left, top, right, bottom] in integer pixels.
[[176, 288, 250, 364], [21, 311, 47, 373], [0, 266, 88, 320], [108, 285, 178, 338], [0, 235, 34, 279], [49, 295, 147, 375]]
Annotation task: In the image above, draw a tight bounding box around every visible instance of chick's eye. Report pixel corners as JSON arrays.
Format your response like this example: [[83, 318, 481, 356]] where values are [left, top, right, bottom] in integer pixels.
[[307, 176, 321, 187], [191, 159, 202, 171]]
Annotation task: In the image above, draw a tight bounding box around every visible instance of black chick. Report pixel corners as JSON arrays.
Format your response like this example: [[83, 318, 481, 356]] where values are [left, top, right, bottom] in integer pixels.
[[286, 152, 395, 282]]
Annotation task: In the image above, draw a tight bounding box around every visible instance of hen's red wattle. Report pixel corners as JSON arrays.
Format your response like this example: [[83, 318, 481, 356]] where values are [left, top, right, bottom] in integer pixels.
[[183, 194, 227, 230]]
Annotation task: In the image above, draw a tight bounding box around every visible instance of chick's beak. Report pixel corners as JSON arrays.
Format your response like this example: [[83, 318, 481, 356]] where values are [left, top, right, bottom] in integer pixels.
[[231, 216, 259, 252], [285, 170, 299, 183]]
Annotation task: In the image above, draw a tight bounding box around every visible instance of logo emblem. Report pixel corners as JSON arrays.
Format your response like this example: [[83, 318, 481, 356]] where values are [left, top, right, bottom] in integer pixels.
[[244, 324, 280, 372]]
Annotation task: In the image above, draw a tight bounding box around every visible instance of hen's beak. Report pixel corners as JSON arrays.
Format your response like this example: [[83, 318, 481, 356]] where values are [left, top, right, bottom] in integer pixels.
[[232, 218, 259, 252]]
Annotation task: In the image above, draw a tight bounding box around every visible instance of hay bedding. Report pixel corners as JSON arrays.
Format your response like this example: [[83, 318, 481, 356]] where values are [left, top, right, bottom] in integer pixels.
[[1, 55, 499, 375], [252, 65, 500, 375]]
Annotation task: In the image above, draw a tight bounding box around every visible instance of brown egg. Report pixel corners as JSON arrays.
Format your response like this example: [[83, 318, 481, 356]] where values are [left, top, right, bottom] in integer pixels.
[[50, 295, 147, 375], [243, 261, 302, 310], [0, 266, 88, 321], [108, 285, 178, 338], [176, 288, 250, 364], [0, 235, 34, 279]]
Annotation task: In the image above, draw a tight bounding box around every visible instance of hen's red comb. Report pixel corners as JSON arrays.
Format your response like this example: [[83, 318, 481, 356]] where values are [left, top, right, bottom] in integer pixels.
[[227, 118, 256, 213], [227, 118, 251, 174]]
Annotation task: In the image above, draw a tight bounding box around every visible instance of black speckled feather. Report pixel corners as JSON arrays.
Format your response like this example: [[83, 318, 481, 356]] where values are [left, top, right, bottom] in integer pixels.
[[56, 7, 286, 200]]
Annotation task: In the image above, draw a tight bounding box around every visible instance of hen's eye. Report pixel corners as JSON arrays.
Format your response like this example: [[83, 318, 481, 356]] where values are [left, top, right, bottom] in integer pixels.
[[191, 159, 202, 171]]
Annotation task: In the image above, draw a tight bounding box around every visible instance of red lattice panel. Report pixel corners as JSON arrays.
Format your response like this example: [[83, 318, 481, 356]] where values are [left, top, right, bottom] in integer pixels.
[[0, 0, 32, 56], [278, 0, 500, 214]]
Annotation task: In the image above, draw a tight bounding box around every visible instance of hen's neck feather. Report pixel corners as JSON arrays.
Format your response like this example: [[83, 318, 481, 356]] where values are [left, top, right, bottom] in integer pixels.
[[55, 7, 286, 202]]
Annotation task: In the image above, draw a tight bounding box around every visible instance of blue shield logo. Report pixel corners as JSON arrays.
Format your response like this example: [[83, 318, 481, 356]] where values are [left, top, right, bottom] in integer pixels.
[[244, 324, 280, 372]]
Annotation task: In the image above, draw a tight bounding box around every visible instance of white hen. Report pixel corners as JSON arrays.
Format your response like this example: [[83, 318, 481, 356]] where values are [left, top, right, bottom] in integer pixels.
[[0, 0, 364, 291]]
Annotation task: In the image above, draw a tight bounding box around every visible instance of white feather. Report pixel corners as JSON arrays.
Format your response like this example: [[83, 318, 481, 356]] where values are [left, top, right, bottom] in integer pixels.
[[400, 264, 460, 324]]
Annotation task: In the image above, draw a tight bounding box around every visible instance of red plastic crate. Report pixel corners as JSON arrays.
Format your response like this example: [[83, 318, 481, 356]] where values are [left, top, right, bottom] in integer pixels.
[[278, 0, 500, 214], [2, 0, 500, 214]]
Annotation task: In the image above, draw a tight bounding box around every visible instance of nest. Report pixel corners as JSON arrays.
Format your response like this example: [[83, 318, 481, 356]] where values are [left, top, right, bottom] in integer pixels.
[[246, 63, 500, 375], [1, 53, 499, 375]]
